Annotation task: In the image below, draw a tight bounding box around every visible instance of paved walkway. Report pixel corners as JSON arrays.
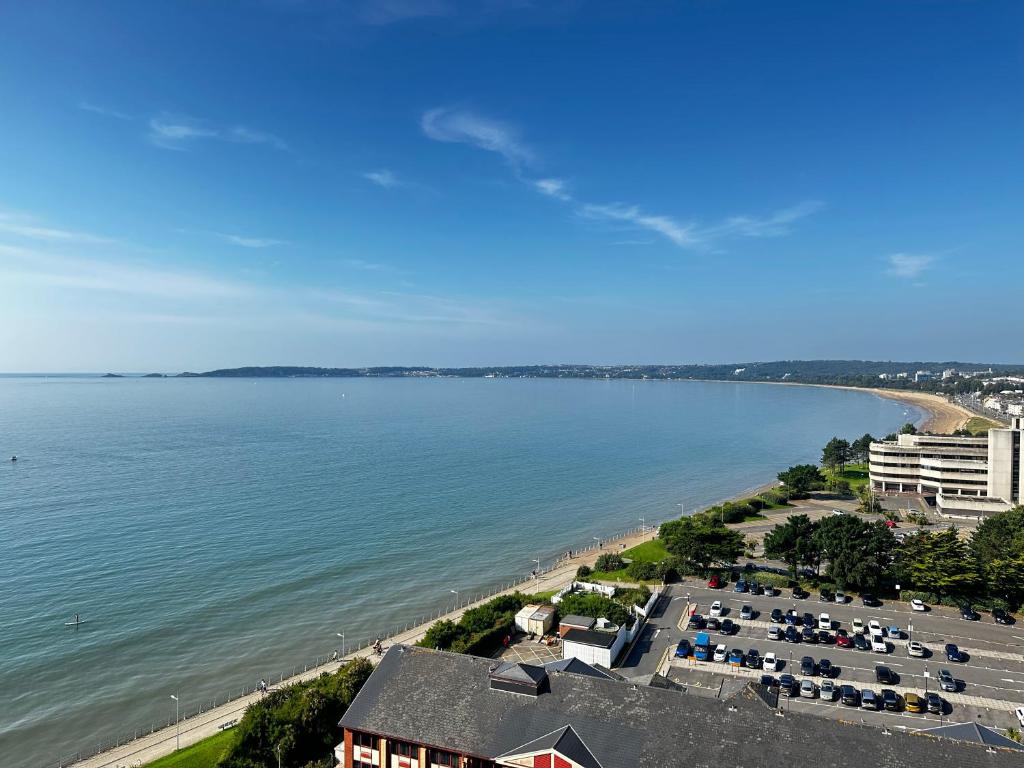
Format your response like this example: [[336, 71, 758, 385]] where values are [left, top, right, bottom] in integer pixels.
[[68, 527, 656, 768]]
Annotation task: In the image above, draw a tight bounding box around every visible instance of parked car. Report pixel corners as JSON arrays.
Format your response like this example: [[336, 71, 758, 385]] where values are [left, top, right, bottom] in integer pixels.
[[819, 589, 835, 603], [707, 574, 722, 589], [875, 665, 898, 685], [926, 692, 944, 714], [852, 617, 865, 634], [831, 508, 845, 516], [767, 625, 782, 641], [800, 678, 817, 698], [907, 640, 926, 658], [818, 658, 834, 678], [740, 605, 755, 620], [784, 609, 799, 625], [945, 643, 964, 662], [770, 608, 784, 623], [720, 619, 736, 635], [882, 688, 901, 711], [734, 579, 747, 593], [749, 580, 761, 595], [800, 656, 816, 676], [860, 689, 879, 710], [713, 643, 728, 662], [675, 638, 692, 658], [792, 586, 809, 600], [746, 649, 762, 669], [706, 617, 720, 631], [840, 684, 860, 706], [861, 593, 881, 607], [818, 630, 833, 645], [763, 584, 778, 597], [728, 648, 745, 666], [871, 637, 888, 653], [763, 652, 779, 672], [688, 614, 705, 629], [885, 625, 901, 639], [760, 674, 775, 688], [835, 629, 853, 648], [709, 600, 723, 617], [834, 591, 847, 604], [779, 673, 797, 696], [960, 603, 980, 621], [853, 634, 870, 651], [904, 693, 925, 713], [784, 626, 800, 643], [801, 627, 819, 644], [867, 619, 883, 637], [802, 612, 815, 628], [993, 608, 1015, 625], [818, 613, 831, 630], [819, 679, 837, 701], [938, 669, 957, 692], [910, 598, 927, 612]]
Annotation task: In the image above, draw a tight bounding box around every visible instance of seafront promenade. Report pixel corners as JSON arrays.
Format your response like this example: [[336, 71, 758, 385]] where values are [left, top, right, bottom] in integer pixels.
[[65, 526, 657, 768]]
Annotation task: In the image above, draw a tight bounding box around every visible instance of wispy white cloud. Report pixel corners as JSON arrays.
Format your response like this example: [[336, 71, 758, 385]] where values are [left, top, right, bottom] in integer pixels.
[[0, 211, 117, 245], [78, 101, 133, 120], [578, 203, 701, 249], [534, 178, 571, 201], [362, 169, 403, 188], [215, 233, 287, 248], [713, 200, 824, 238], [421, 107, 534, 168], [147, 115, 288, 151], [886, 253, 935, 279]]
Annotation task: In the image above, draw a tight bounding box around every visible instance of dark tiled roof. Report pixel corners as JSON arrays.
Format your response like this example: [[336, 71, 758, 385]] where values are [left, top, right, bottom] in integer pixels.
[[496, 725, 602, 768], [561, 628, 616, 648], [919, 722, 1024, 751], [339, 645, 1024, 768], [543, 657, 616, 679], [491, 661, 548, 685], [558, 615, 596, 628]]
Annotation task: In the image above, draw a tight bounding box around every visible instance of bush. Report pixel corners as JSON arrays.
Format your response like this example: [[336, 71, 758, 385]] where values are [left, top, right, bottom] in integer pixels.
[[754, 572, 792, 588], [416, 592, 534, 653], [421, 619, 460, 650], [615, 585, 652, 610], [595, 553, 625, 572], [760, 487, 791, 506], [655, 557, 683, 583], [625, 560, 657, 581], [575, 565, 592, 579], [556, 591, 630, 627]]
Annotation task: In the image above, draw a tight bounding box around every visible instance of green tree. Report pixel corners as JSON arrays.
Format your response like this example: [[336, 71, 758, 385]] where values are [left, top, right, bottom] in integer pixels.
[[850, 433, 875, 463], [763, 514, 820, 578], [899, 422, 918, 435], [857, 485, 883, 514], [895, 527, 978, 598], [659, 516, 745, 573], [814, 516, 893, 591], [777, 464, 825, 497], [420, 619, 460, 650], [556, 591, 630, 626], [969, 505, 1024, 606], [822, 437, 851, 472]]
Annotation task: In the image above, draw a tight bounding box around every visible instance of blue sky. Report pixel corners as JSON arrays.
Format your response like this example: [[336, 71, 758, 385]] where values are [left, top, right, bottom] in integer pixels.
[[1, 0, 1021, 371]]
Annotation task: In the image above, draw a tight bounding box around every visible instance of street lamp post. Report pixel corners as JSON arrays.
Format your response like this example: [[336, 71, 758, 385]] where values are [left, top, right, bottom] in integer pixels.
[[639, 516, 645, 533], [336, 631, 345, 659], [450, 589, 459, 612], [169, 694, 180, 751], [677, 502, 685, 518], [593, 536, 601, 550], [533, 558, 541, 577]]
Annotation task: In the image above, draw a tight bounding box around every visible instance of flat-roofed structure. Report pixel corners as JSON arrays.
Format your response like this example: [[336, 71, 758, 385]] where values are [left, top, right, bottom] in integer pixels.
[[870, 417, 1024, 516]]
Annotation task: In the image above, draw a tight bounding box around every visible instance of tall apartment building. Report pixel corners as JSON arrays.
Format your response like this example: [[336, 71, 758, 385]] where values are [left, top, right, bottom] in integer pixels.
[[869, 417, 1024, 516]]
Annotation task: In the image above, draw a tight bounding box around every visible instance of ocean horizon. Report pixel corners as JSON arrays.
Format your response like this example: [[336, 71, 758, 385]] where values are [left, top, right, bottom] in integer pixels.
[[0, 376, 922, 768]]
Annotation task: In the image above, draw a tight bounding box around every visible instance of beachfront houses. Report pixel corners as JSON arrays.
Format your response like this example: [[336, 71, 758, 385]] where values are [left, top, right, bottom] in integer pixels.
[[869, 417, 1024, 516]]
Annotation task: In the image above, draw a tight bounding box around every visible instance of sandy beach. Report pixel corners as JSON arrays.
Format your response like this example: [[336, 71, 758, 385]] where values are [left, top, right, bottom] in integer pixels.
[[864, 387, 975, 433]]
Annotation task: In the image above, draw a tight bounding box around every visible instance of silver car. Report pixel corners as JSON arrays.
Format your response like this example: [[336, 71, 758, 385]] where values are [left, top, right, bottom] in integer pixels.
[[800, 679, 818, 698], [819, 679, 837, 701], [938, 669, 957, 692]]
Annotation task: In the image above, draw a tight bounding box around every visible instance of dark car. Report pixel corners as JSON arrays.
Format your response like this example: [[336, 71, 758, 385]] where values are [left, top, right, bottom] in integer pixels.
[[720, 618, 736, 635], [706, 617, 721, 631], [926, 692, 944, 714], [801, 627, 818, 644], [770, 608, 784, 623], [840, 684, 859, 706], [819, 589, 835, 602], [860, 689, 879, 710], [938, 669, 958, 692], [688, 614, 706, 629], [675, 638, 692, 658], [784, 626, 801, 643], [792, 587, 809, 600], [784, 611, 799, 626], [875, 665, 898, 685], [960, 604, 980, 621], [740, 605, 755, 620], [835, 629, 853, 648], [861, 593, 881, 607], [746, 649, 762, 669], [818, 658, 834, 678], [734, 579, 748, 593], [852, 633, 869, 651], [993, 608, 1015, 625], [945, 643, 964, 662], [800, 656, 816, 676], [801, 612, 815, 629], [760, 674, 775, 687], [882, 688, 901, 711], [818, 630, 834, 645], [748, 580, 761, 595], [779, 673, 797, 696]]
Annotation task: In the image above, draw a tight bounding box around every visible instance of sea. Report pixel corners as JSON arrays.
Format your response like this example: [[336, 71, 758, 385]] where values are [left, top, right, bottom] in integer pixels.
[[0, 375, 923, 768]]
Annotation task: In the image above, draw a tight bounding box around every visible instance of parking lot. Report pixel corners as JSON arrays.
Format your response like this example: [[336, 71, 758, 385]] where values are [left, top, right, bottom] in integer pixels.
[[667, 578, 1024, 732]]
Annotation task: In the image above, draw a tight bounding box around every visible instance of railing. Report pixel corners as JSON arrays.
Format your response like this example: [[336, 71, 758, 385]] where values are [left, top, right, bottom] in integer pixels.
[[50, 522, 657, 768]]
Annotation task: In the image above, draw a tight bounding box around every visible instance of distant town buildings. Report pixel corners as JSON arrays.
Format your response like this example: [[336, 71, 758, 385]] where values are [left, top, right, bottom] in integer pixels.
[[869, 417, 1024, 516]]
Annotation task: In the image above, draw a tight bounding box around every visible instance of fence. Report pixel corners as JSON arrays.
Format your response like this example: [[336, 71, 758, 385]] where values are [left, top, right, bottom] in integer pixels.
[[52, 522, 658, 768]]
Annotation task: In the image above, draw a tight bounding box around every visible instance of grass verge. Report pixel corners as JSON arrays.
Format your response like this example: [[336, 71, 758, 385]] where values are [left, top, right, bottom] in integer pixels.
[[143, 729, 235, 768]]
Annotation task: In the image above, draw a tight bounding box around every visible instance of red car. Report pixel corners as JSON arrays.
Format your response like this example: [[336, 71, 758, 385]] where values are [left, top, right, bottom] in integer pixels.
[[835, 629, 853, 648], [707, 574, 722, 589]]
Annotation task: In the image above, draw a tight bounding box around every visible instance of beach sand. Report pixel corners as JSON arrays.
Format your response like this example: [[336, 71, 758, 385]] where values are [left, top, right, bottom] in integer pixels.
[[864, 387, 974, 433]]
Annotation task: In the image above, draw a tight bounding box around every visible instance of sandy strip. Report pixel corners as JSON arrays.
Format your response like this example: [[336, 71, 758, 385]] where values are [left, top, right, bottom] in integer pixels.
[[864, 388, 975, 433]]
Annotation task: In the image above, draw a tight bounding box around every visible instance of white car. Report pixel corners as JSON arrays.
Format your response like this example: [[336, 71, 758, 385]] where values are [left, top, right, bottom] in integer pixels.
[[834, 591, 847, 604], [907, 640, 926, 658], [767, 625, 782, 641], [818, 613, 831, 630], [800, 678, 817, 698], [911, 599, 927, 612], [709, 600, 723, 618], [1016, 706, 1024, 728], [713, 643, 728, 662], [764, 652, 779, 672], [852, 617, 865, 634], [819, 679, 837, 701], [871, 637, 889, 653], [868, 619, 883, 637], [831, 508, 845, 516]]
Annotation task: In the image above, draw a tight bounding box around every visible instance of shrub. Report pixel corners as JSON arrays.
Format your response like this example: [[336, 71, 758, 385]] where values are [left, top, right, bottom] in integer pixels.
[[575, 565, 593, 579], [615, 585, 652, 610], [421, 619, 460, 650], [625, 560, 657, 581], [556, 591, 630, 627], [655, 557, 682, 583], [595, 553, 625, 572]]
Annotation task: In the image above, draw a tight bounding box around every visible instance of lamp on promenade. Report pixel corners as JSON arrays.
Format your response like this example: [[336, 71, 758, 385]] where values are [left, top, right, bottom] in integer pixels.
[[639, 516, 645, 533], [450, 589, 459, 612], [593, 536, 601, 550], [336, 631, 345, 658], [677, 502, 685, 517], [169, 694, 180, 751], [533, 558, 541, 577]]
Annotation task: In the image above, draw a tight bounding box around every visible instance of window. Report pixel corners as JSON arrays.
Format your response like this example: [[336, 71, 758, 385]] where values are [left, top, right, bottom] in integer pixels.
[[390, 741, 416, 758], [428, 749, 459, 767]]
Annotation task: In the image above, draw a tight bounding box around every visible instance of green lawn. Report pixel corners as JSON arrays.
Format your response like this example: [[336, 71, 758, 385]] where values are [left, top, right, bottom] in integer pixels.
[[144, 729, 235, 768], [586, 538, 669, 583], [964, 416, 1001, 435], [828, 462, 869, 491]]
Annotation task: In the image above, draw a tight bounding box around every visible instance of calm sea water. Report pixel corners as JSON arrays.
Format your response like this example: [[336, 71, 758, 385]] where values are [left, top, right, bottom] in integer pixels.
[[0, 376, 921, 767]]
